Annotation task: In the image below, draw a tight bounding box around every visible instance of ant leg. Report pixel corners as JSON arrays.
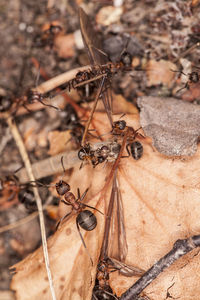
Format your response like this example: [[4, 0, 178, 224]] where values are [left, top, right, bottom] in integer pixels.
[[170, 69, 187, 76], [38, 99, 61, 111], [56, 211, 72, 230], [79, 162, 84, 170], [134, 127, 145, 139], [7, 191, 16, 202], [76, 219, 93, 266], [176, 82, 188, 93], [23, 104, 32, 113], [121, 144, 130, 158], [82, 203, 104, 215], [79, 188, 89, 202]]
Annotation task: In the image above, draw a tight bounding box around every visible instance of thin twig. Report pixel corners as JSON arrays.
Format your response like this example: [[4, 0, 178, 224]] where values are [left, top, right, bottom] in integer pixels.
[[120, 235, 200, 300], [0, 211, 39, 234], [6, 116, 56, 300], [16, 150, 80, 183], [35, 65, 91, 94], [81, 76, 106, 146], [0, 202, 52, 234]]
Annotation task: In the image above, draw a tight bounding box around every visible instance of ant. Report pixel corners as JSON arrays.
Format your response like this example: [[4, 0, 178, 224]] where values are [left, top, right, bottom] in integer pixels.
[[43, 23, 63, 37], [66, 51, 133, 93], [18, 89, 59, 113], [0, 174, 37, 211], [93, 258, 119, 300], [35, 22, 63, 48], [59, 103, 86, 146], [1, 88, 60, 115], [55, 179, 103, 264], [171, 68, 200, 93], [78, 144, 103, 168], [78, 142, 121, 168], [0, 95, 12, 112], [112, 120, 144, 160]]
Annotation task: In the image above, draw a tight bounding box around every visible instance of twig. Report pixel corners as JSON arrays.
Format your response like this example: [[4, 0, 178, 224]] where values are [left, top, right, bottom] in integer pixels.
[[119, 235, 200, 300], [16, 150, 80, 183], [6, 116, 57, 300], [81, 76, 106, 146], [35, 65, 91, 94], [0, 211, 39, 233]]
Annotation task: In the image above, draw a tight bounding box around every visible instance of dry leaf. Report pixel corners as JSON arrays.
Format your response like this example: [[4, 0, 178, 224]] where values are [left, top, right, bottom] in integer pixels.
[[48, 130, 72, 156], [10, 112, 200, 300], [146, 60, 177, 87], [181, 82, 200, 102], [54, 34, 75, 59], [96, 6, 122, 26]]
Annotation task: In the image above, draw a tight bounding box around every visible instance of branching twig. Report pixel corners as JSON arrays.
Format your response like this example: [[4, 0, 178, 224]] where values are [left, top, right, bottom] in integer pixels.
[[120, 235, 200, 300], [7, 116, 57, 300]]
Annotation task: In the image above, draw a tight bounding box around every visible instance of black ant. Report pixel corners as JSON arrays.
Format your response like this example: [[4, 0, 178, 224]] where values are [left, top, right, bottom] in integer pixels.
[[0, 95, 12, 112], [22, 89, 60, 112], [0, 174, 37, 211], [171, 68, 200, 93], [78, 142, 121, 168], [93, 258, 119, 300], [55, 179, 103, 264], [35, 22, 63, 48], [112, 120, 144, 160], [78, 144, 106, 169]]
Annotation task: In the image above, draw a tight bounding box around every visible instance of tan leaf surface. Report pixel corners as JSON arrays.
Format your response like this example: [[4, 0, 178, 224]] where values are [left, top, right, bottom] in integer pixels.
[[10, 111, 200, 300], [48, 130, 72, 156], [146, 60, 177, 87]]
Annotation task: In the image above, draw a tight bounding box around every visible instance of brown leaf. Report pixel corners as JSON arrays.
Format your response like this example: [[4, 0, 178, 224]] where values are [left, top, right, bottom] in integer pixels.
[[48, 130, 72, 156], [10, 112, 200, 299], [146, 60, 177, 87], [96, 6, 123, 26], [54, 34, 75, 59]]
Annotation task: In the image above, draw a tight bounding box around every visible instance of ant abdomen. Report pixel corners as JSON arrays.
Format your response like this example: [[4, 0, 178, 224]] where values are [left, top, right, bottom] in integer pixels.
[[130, 141, 143, 160], [76, 210, 97, 231]]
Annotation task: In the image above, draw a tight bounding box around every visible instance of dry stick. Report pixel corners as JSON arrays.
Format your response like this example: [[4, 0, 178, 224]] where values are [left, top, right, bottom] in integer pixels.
[[31, 57, 86, 115], [173, 42, 200, 63], [0, 201, 53, 234], [6, 116, 56, 300], [35, 65, 91, 94], [120, 235, 200, 300], [0, 211, 39, 234], [16, 150, 80, 183], [81, 76, 106, 146]]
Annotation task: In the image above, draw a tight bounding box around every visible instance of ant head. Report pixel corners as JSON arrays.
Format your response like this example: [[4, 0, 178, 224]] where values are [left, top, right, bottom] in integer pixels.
[[49, 24, 62, 35], [120, 51, 132, 67], [97, 260, 107, 272], [189, 71, 199, 83], [97, 156, 106, 164], [113, 120, 126, 131], [56, 180, 70, 196], [0, 96, 12, 112], [78, 148, 87, 160], [26, 89, 43, 104], [78, 144, 91, 160]]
